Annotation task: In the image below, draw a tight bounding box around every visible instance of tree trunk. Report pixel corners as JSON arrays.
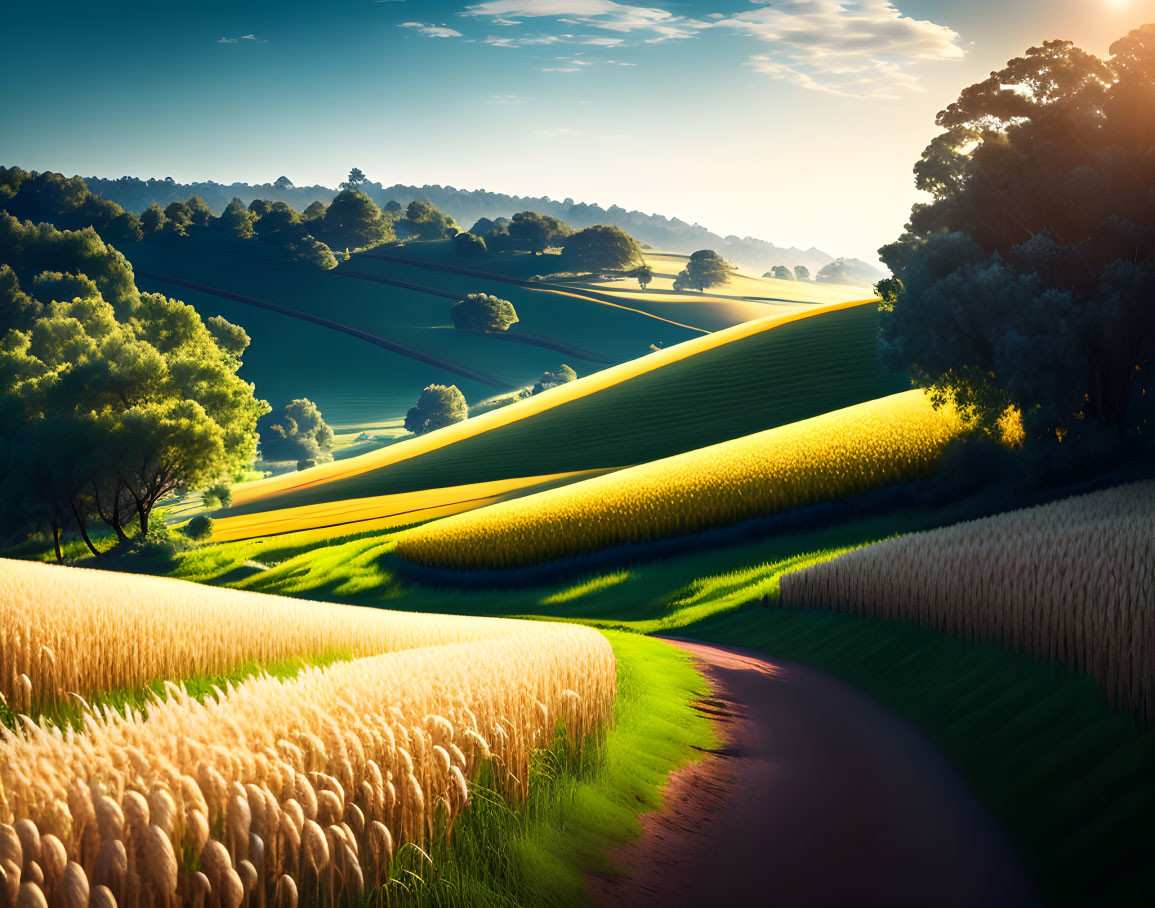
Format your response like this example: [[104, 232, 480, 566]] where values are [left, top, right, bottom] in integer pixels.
[[138, 504, 150, 538], [52, 523, 63, 563], [68, 496, 102, 557]]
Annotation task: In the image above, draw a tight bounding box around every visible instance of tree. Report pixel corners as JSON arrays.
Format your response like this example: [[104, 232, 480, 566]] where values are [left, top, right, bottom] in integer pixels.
[[450, 293, 518, 332], [320, 190, 392, 251], [561, 225, 642, 272], [816, 259, 852, 284], [794, 265, 810, 282], [163, 201, 192, 236], [877, 26, 1155, 445], [258, 398, 334, 464], [768, 266, 794, 281], [384, 200, 403, 215], [290, 236, 338, 270], [0, 215, 267, 549], [404, 384, 468, 435], [248, 199, 271, 218], [254, 201, 304, 243], [453, 232, 487, 256], [398, 200, 458, 240], [675, 250, 735, 291], [184, 195, 213, 227], [201, 483, 232, 509], [216, 198, 256, 239], [184, 514, 214, 540], [634, 264, 654, 289], [302, 200, 327, 223], [340, 167, 368, 191], [532, 364, 577, 395], [508, 211, 572, 254], [0, 167, 142, 244], [140, 204, 165, 234]]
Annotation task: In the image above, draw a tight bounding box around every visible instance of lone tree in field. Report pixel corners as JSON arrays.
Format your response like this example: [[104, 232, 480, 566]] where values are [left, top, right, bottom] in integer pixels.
[[340, 167, 368, 191], [398, 200, 459, 240], [532, 364, 577, 394], [453, 231, 487, 256], [508, 211, 572, 254], [451, 293, 518, 332], [258, 398, 335, 464], [634, 264, 654, 289], [878, 26, 1155, 446], [561, 225, 642, 272], [0, 214, 267, 555], [769, 266, 794, 281], [405, 384, 468, 435], [675, 249, 735, 291], [794, 265, 810, 282]]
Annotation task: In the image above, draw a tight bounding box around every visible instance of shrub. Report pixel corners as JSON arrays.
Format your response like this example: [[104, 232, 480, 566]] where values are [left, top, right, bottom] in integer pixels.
[[184, 514, 214, 540], [450, 293, 518, 332], [405, 384, 468, 436]]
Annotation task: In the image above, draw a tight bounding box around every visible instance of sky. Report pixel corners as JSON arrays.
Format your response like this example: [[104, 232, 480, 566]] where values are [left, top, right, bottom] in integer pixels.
[[2, 0, 1153, 263]]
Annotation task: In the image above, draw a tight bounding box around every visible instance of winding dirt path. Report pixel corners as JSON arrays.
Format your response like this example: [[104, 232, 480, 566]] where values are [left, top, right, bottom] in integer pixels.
[[591, 640, 1039, 908]]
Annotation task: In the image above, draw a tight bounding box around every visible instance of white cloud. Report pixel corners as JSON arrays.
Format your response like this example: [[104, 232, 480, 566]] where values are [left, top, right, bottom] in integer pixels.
[[217, 34, 267, 44], [718, 1, 963, 98], [465, 0, 703, 42], [217, 37, 237, 44], [399, 21, 464, 38]]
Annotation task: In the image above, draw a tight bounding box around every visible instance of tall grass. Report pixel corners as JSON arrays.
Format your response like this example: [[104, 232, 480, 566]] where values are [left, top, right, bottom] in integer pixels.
[[0, 616, 615, 906], [0, 558, 550, 710], [779, 481, 1155, 721], [394, 390, 967, 570]]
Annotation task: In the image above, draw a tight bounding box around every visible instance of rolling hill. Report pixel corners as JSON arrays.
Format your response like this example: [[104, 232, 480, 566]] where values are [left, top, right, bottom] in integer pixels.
[[222, 298, 902, 522]]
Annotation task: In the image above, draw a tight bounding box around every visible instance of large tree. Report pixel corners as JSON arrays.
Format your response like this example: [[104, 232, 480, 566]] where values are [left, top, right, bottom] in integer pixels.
[[562, 225, 642, 272], [507, 211, 572, 254], [0, 167, 142, 244], [258, 398, 335, 464], [321, 190, 393, 251], [878, 27, 1155, 444], [675, 250, 735, 291], [0, 214, 267, 553], [398, 200, 459, 240]]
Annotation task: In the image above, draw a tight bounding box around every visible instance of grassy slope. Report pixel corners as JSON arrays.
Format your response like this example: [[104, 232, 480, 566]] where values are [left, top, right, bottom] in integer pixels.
[[166, 494, 1155, 908], [224, 300, 899, 514]]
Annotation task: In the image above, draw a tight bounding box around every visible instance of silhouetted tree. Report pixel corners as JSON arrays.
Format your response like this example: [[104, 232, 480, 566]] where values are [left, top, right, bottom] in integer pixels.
[[675, 250, 735, 291], [340, 167, 368, 191], [878, 26, 1155, 444], [453, 232, 487, 256], [635, 264, 654, 289], [398, 200, 458, 240], [508, 211, 572, 254]]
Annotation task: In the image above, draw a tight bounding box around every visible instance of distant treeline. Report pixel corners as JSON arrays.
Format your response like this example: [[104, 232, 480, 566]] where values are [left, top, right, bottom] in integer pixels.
[[81, 173, 882, 283]]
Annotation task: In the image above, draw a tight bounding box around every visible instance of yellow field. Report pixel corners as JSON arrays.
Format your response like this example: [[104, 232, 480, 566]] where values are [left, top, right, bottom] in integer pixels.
[[779, 481, 1155, 721], [394, 390, 969, 570], [210, 470, 611, 542], [0, 561, 615, 906], [230, 298, 877, 508]]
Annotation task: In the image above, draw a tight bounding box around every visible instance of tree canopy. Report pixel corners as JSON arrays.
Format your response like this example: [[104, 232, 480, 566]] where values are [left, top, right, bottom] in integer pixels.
[[674, 250, 735, 291], [878, 26, 1155, 445], [562, 225, 642, 272], [0, 167, 142, 245], [507, 211, 572, 254], [794, 265, 810, 282], [404, 384, 468, 436], [319, 190, 393, 251], [450, 293, 518, 332], [398, 200, 459, 241], [0, 214, 267, 556], [453, 231, 487, 256], [258, 398, 334, 464], [532, 364, 577, 395], [768, 266, 794, 281], [339, 167, 368, 191]]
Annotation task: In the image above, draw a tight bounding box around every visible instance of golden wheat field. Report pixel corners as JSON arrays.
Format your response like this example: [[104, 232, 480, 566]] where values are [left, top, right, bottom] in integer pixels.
[[779, 482, 1155, 720], [0, 558, 576, 709], [0, 564, 616, 907], [394, 390, 969, 570]]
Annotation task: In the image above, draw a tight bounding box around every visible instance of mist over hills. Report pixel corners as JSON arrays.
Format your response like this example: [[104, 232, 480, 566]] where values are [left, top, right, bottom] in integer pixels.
[[83, 174, 885, 283]]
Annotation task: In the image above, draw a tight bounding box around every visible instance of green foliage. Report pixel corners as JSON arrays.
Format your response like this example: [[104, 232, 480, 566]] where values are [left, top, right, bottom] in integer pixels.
[[201, 483, 233, 509], [0, 166, 142, 244], [321, 189, 392, 251], [633, 264, 653, 289], [302, 200, 327, 223], [450, 292, 518, 332], [532, 363, 577, 395], [254, 200, 303, 242], [404, 384, 468, 436], [561, 224, 642, 272], [140, 204, 165, 234], [339, 167, 368, 191], [674, 249, 735, 291], [879, 27, 1155, 444], [398, 200, 459, 241], [289, 235, 338, 271], [452, 231, 487, 256], [258, 398, 335, 464], [508, 211, 572, 254], [794, 264, 810, 281], [768, 265, 794, 281], [0, 217, 267, 550], [184, 514, 214, 540]]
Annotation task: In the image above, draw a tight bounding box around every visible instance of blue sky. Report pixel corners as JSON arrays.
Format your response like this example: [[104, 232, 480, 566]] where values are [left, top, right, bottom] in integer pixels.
[[2, 1, 1152, 262]]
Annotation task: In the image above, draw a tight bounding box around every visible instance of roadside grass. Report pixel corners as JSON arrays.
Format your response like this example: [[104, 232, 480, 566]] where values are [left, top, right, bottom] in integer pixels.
[[373, 631, 715, 906]]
